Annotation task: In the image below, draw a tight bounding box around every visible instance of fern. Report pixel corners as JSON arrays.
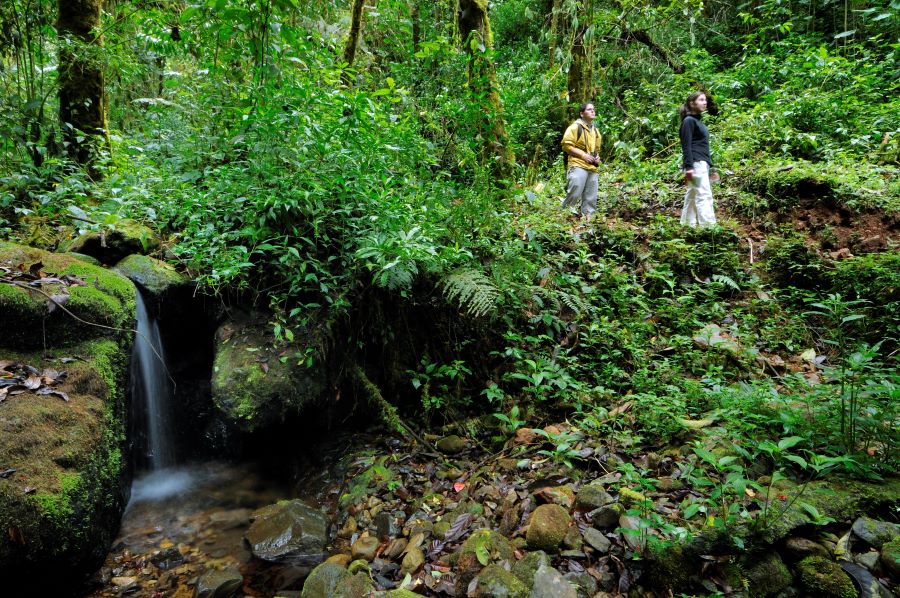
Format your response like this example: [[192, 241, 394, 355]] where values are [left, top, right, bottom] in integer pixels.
[[531, 285, 593, 315], [442, 269, 500, 318], [712, 273, 741, 291]]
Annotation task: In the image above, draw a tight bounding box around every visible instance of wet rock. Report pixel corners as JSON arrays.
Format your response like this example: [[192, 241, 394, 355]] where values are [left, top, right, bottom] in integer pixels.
[[114, 254, 189, 300], [853, 550, 879, 571], [562, 525, 583, 550], [574, 483, 614, 511], [618, 515, 645, 552], [526, 504, 571, 553], [195, 568, 243, 598], [511, 550, 551, 587], [436, 435, 467, 454], [245, 500, 328, 563], [211, 310, 327, 432], [531, 564, 577, 598], [583, 527, 611, 554], [151, 546, 184, 570], [301, 561, 351, 598], [795, 556, 857, 598], [471, 563, 528, 597], [881, 536, 900, 577], [383, 537, 408, 560], [745, 552, 792, 597], [325, 553, 352, 567], [784, 536, 830, 560], [400, 546, 424, 574], [351, 535, 380, 561], [851, 516, 899, 549], [208, 509, 251, 531], [588, 504, 622, 529]]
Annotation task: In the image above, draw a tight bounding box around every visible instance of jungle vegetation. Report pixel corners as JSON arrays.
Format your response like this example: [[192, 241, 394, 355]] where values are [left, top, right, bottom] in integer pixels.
[[1, 0, 898, 553]]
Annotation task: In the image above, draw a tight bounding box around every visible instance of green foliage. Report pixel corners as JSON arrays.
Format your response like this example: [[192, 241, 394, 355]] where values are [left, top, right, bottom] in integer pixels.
[[442, 268, 501, 318]]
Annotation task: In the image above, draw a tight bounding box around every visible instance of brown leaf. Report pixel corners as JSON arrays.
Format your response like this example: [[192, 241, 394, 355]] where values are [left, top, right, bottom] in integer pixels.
[[8, 526, 25, 545]]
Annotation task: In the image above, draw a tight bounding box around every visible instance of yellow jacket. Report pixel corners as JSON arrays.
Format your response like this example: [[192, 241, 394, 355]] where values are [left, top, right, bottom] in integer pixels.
[[561, 119, 601, 172]]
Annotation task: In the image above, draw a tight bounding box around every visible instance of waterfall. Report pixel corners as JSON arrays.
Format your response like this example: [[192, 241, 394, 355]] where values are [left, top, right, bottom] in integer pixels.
[[130, 290, 176, 470]]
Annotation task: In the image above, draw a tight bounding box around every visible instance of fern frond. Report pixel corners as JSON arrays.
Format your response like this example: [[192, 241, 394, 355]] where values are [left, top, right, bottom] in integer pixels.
[[712, 274, 741, 291], [442, 269, 500, 318]]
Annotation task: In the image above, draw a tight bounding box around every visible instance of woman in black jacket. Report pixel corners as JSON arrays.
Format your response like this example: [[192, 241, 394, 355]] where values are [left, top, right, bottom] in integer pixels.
[[679, 91, 719, 226]]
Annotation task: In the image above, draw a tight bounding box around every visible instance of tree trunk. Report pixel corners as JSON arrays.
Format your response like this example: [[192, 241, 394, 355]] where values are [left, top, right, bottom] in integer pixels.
[[342, 0, 365, 73], [411, 0, 420, 55], [57, 0, 109, 173], [457, 0, 515, 179], [567, 21, 591, 103]]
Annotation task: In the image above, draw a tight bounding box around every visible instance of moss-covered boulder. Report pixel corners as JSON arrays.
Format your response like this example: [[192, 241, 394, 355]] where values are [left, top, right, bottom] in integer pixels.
[[113, 254, 189, 300], [471, 564, 529, 597], [795, 556, 857, 598], [759, 477, 900, 544], [526, 503, 571, 552], [63, 218, 160, 265], [745, 552, 792, 597], [0, 241, 136, 351], [210, 310, 327, 431], [0, 337, 132, 589], [881, 536, 900, 578], [511, 550, 551, 587], [455, 529, 516, 596], [301, 561, 351, 598]]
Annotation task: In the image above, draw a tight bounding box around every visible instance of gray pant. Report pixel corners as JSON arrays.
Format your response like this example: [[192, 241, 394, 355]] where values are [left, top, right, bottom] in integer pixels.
[[562, 167, 598, 217]]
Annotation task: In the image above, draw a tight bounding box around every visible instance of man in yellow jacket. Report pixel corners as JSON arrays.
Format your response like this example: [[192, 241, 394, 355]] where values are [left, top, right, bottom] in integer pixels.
[[561, 103, 602, 220]]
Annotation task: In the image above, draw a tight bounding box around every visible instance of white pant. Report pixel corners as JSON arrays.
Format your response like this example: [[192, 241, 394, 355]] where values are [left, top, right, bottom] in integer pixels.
[[681, 161, 716, 227], [562, 167, 599, 217]]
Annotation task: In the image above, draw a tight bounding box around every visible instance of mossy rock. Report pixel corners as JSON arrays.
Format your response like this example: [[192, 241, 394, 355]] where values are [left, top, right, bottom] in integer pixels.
[[795, 556, 857, 598], [526, 503, 571, 553], [63, 218, 160, 265], [511, 550, 551, 587], [301, 561, 351, 598], [881, 536, 900, 578], [0, 338, 131, 588], [0, 241, 136, 350], [210, 310, 327, 432], [113, 254, 189, 300], [333, 572, 375, 597], [758, 477, 900, 544], [471, 563, 528, 597], [745, 552, 792, 597], [455, 529, 516, 596], [643, 543, 692, 593]]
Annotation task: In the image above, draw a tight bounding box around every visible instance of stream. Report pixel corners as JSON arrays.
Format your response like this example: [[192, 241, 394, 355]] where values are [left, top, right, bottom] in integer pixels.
[[84, 459, 325, 597]]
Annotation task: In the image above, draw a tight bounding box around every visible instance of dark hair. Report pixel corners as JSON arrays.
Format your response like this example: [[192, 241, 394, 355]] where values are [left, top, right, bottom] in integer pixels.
[[579, 102, 594, 117], [679, 91, 706, 121]]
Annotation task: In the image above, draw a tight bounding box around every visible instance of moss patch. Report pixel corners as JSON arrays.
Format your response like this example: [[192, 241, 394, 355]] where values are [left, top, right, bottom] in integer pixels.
[[0, 337, 130, 582], [0, 241, 135, 350]]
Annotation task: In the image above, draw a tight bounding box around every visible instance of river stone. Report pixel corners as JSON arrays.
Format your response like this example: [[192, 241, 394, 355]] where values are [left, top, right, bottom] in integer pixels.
[[400, 546, 424, 574], [583, 527, 611, 553], [211, 310, 327, 431], [333, 572, 376, 597], [853, 550, 879, 571], [351, 535, 379, 561], [195, 568, 243, 598], [574, 483, 613, 511], [744, 552, 791, 597], [511, 550, 551, 587], [63, 218, 160, 265], [588, 504, 622, 529], [471, 564, 528, 597], [526, 504, 571, 553], [114, 254, 189, 299], [530, 564, 577, 598], [784, 536, 830, 560], [151, 546, 184, 570], [301, 562, 351, 598], [795, 556, 857, 598], [851, 516, 899, 549], [245, 500, 328, 563], [881, 536, 900, 577], [436, 435, 467, 454]]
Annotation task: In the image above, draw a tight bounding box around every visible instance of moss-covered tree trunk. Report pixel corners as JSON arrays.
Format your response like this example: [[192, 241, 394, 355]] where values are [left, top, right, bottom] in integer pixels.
[[567, 19, 592, 103], [457, 0, 515, 180], [342, 0, 366, 83], [57, 0, 109, 174]]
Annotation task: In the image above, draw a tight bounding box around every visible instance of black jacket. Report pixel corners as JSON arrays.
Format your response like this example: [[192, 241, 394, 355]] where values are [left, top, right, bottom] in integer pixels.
[[680, 114, 712, 170]]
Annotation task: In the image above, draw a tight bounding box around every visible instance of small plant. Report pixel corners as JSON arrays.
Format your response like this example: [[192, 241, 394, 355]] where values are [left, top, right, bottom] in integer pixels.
[[533, 427, 585, 468], [493, 405, 526, 436]]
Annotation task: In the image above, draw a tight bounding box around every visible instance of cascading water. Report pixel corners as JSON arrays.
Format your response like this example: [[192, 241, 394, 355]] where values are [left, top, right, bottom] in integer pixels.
[[130, 290, 176, 471]]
